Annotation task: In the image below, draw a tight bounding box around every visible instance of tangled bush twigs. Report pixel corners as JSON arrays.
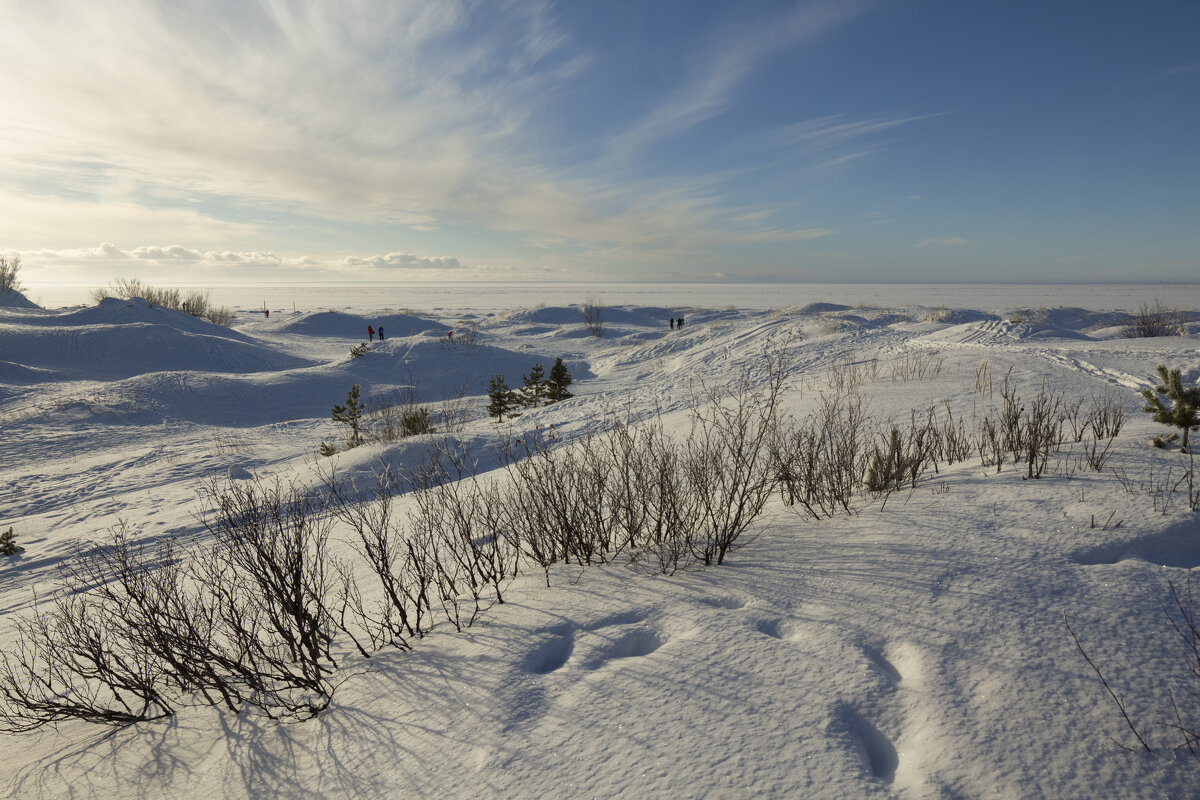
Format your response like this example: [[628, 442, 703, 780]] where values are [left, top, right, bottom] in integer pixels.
[[0, 480, 344, 732], [1066, 571, 1200, 753]]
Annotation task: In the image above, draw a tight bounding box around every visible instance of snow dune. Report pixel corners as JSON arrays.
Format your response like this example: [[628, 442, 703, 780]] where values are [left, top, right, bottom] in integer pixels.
[[1, 289, 1199, 799]]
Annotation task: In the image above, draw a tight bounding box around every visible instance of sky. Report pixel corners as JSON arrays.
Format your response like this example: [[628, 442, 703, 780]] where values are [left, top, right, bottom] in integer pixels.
[[0, 0, 1197, 287]]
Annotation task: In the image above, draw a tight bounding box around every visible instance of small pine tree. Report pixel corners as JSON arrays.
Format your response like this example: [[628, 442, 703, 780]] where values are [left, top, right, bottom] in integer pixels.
[[545, 358, 573, 403], [520, 363, 547, 408], [0, 527, 23, 556], [1141, 365, 1200, 452], [487, 374, 519, 422], [332, 384, 366, 447]]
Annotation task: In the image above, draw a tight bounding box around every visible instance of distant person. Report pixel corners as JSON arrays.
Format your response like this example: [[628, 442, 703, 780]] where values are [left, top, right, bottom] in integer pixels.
[[367, 325, 374, 341], [264, 309, 269, 319], [377, 325, 385, 341], [677, 316, 685, 328], [448, 329, 454, 340], [669, 318, 675, 330]]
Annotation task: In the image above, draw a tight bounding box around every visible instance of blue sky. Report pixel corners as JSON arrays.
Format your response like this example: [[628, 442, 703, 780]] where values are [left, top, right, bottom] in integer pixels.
[[0, 0, 1197, 286]]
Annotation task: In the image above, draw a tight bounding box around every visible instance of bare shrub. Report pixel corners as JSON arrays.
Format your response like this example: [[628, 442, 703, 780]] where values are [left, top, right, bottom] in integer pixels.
[[369, 387, 434, 443], [438, 382, 472, 433], [1066, 570, 1200, 753], [601, 418, 702, 575], [582, 296, 604, 337], [1021, 380, 1064, 479], [928, 402, 973, 465], [1088, 388, 1129, 440], [865, 425, 931, 506], [206, 306, 235, 326], [773, 391, 872, 520], [0, 254, 22, 292], [0, 531, 180, 730], [0, 479, 344, 732], [89, 278, 234, 326], [324, 467, 432, 651], [1123, 300, 1181, 338], [684, 348, 789, 566], [197, 478, 341, 717], [451, 321, 481, 345]]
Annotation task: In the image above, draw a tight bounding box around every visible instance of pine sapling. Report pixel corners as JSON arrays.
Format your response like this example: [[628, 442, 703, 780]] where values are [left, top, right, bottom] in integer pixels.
[[0, 527, 22, 556], [332, 384, 366, 447], [1142, 365, 1200, 452], [487, 375, 518, 422], [521, 363, 547, 408], [545, 358, 573, 403]]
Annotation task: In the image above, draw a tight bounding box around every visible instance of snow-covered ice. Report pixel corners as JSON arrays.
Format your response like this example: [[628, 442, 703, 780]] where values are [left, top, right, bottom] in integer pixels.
[[2, 285, 1199, 799]]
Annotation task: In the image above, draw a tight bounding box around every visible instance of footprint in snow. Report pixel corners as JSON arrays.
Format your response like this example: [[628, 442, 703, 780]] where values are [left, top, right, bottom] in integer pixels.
[[525, 629, 574, 675]]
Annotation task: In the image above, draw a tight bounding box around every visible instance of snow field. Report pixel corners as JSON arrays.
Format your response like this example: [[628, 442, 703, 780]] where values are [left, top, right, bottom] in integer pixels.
[[1, 290, 1199, 798]]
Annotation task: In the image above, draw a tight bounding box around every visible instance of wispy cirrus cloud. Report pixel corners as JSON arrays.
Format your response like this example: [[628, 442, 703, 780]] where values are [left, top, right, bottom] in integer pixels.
[[607, 1, 868, 156], [0, 1, 866, 278], [915, 236, 970, 248], [779, 113, 947, 152], [1150, 63, 1199, 81]]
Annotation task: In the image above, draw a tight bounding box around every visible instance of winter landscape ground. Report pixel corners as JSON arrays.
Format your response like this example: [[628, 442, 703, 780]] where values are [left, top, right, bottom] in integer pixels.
[[2, 283, 1199, 799]]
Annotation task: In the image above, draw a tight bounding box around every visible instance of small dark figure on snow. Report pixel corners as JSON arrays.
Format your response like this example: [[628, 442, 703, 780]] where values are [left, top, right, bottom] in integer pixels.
[[448, 329, 454, 340], [677, 316, 685, 328], [669, 318, 675, 330], [377, 325, 385, 341], [367, 325, 374, 341], [264, 309, 269, 318]]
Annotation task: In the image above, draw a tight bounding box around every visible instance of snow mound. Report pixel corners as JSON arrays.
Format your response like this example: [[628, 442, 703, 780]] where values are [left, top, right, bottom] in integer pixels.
[[0, 319, 310, 381], [0, 289, 40, 309], [798, 302, 852, 314], [277, 310, 449, 338], [923, 308, 1000, 325], [503, 305, 674, 327]]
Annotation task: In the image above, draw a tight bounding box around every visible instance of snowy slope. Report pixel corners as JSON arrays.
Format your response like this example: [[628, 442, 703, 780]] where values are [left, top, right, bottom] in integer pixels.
[[2, 293, 1199, 799]]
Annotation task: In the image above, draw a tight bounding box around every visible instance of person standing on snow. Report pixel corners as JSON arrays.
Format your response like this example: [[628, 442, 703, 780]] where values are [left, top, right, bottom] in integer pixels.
[[378, 325, 385, 341], [367, 325, 374, 341]]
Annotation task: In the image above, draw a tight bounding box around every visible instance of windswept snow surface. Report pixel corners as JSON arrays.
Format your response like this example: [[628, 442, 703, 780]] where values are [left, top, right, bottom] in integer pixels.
[[2, 289, 1200, 799]]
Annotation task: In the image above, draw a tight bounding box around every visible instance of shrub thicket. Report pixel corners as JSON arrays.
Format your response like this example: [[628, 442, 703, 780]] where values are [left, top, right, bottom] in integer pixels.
[[0, 255, 22, 292], [91, 278, 235, 326]]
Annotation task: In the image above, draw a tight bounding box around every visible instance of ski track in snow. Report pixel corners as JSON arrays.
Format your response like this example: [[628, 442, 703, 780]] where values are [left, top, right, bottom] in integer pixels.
[[2, 290, 1200, 799]]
